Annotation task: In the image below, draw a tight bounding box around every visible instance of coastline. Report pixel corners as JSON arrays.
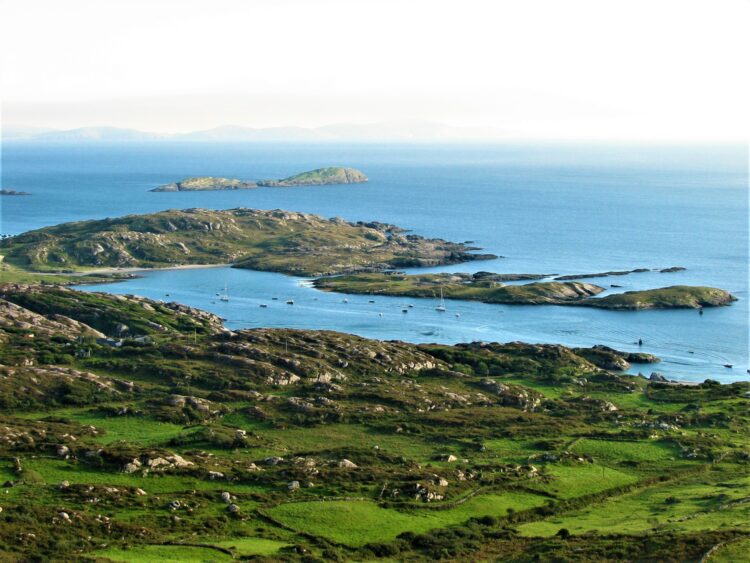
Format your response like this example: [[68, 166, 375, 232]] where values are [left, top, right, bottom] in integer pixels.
[[0, 263, 235, 286], [72, 263, 231, 277]]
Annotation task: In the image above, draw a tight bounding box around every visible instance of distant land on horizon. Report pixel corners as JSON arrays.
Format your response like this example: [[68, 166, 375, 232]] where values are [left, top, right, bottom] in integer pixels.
[[1, 121, 513, 142]]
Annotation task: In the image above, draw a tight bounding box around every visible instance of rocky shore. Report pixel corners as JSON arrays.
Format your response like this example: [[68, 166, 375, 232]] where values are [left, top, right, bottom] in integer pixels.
[[312, 272, 736, 310]]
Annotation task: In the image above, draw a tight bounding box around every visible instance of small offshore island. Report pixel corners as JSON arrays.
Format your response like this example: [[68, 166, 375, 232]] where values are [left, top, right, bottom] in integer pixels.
[[314, 272, 737, 310], [150, 177, 258, 192], [150, 167, 368, 192], [0, 189, 31, 196]]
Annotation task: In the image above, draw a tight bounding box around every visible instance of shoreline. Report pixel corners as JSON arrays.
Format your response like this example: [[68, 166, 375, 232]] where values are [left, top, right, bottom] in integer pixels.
[[51, 263, 231, 283], [74, 263, 231, 277], [46, 264, 745, 383]]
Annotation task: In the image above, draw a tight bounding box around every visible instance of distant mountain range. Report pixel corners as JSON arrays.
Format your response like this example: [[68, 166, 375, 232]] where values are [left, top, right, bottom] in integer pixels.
[[2, 121, 511, 142]]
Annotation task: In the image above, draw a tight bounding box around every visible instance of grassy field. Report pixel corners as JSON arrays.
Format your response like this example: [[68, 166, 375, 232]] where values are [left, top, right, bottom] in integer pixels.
[[707, 537, 750, 562], [569, 438, 680, 463], [528, 464, 640, 499], [268, 491, 549, 546], [95, 545, 234, 562], [518, 473, 750, 537]]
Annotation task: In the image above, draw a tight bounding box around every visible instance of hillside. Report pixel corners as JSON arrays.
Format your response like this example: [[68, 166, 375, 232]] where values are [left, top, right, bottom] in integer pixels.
[[0, 283, 747, 561], [0, 208, 495, 276]]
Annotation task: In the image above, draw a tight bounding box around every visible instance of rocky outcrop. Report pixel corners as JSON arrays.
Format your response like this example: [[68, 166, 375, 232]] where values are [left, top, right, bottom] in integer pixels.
[[582, 286, 736, 310], [0, 189, 31, 196], [151, 177, 258, 192], [0, 284, 225, 338]]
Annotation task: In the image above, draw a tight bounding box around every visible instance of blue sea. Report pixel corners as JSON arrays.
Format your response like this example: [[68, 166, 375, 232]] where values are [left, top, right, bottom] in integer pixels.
[[1, 141, 747, 382]]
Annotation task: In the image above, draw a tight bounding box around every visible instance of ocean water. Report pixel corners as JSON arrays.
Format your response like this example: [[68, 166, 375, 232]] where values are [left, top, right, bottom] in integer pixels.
[[1, 141, 747, 381]]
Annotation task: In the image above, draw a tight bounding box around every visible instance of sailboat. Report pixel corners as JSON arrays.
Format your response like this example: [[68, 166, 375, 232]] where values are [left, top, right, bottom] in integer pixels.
[[219, 284, 229, 302], [436, 287, 446, 312]]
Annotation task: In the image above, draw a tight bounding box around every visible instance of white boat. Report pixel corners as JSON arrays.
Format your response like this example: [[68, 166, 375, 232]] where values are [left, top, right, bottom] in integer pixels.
[[436, 287, 446, 312], [219, 284, 229, 302], [286, 299, 294, 305]]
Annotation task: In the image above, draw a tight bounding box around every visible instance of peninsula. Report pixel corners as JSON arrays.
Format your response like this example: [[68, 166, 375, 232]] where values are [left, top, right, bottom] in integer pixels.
[[0, 208, 495, 277], [312, 272, 736, 310], [150, 167, 368, 192]]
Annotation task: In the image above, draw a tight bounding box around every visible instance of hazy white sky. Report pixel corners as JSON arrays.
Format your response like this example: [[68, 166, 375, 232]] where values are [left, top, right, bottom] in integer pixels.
[[1, 0, 748, 140]]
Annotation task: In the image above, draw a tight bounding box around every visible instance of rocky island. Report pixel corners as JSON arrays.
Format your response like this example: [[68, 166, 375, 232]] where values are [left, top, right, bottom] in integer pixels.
[[150, 167, 368, 192], [581, 285, 737, 310], [0, 208, 495, 277], [258, 166, 367, 187], [0, 189, 31, 196], [0, 282, 747, 562], [150, 177, 258, 192], [312, 272, 736, 310], [554, 266, 686, 281]]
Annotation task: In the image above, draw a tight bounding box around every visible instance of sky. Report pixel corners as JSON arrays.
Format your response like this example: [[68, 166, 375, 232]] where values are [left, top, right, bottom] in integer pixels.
[[1, 0, 748, 140]]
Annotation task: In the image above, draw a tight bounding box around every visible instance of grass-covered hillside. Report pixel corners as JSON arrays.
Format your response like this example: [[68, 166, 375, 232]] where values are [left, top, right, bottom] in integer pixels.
[[313, 272, 736, 310], [0, 208, 494, 276], [0, 284, 747, 561]]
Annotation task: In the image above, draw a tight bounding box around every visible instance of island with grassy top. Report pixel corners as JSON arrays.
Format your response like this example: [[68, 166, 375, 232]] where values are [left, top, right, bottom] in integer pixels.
[[258, 166, 368, 187], [151, 167, 368, 192], [581, 285, 737, 310], [312, 272, 736, 310], [0, 208, 495, 277], [0, 282, 747, 561], [150, 177, 258, 192]]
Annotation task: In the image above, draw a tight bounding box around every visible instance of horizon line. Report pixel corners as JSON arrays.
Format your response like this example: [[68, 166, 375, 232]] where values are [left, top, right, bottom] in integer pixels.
[[2, 123, 747, 144]]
